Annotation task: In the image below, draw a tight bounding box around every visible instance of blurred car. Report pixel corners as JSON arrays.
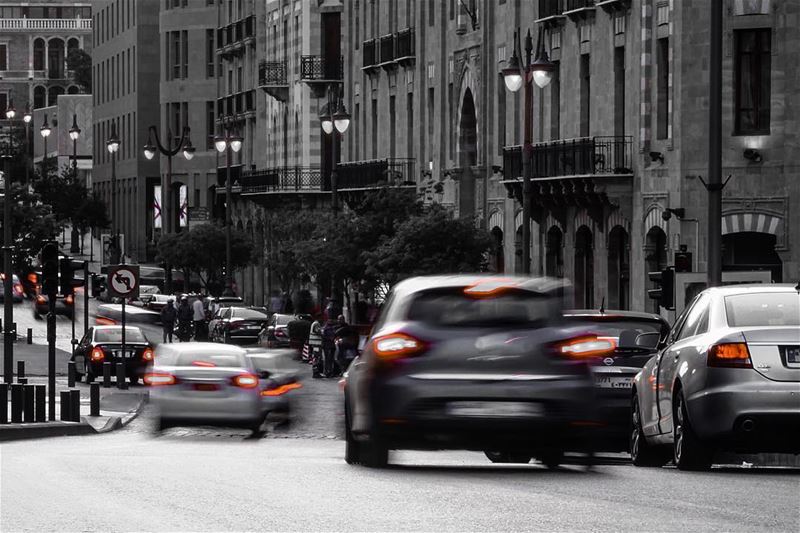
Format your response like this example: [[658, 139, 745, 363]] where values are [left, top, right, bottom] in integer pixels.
[[244, 348, 303, 426], [0, 273, 25, 303], [96, 303, 163, 327], [632, 284, 800, 470], [147, 343, 301, 433], [343, 275, 609, 468], [258, 313, 296, 348], [563, 309, 670, 450], [72, 325, 154, 384], [33, 291, 74, 318], [210, 307, 270, 344], [132, 285, 161, 307], [144, 294, 173, 313]]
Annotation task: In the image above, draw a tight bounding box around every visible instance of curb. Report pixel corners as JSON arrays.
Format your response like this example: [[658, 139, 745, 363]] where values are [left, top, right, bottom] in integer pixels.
[[93, 394, 148, 434]]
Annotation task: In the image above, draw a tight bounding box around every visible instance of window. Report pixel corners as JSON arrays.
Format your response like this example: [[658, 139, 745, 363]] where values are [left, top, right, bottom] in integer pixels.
[[33, 39, 45, 71], [371, 97, 378, 159], [725, 293, 800, 327], [656, 38, 669, 139], [181, 30, 188, 78], [389, 95, 396, 160], [550, 62, 560, 140], [580, 54, 590, 137], [676, 295, 709, 341], [0, 93, 7, 117], [428, 0, 434, 26], [427, 87, 434, 140], [172, 31, 181, 79], [0, 45, 6, 71], [206, 29, 215, 78], [206, 101, 215, 149], [734, 28, 771, 135], [497, 76, 506, 154], [407, 92, 413, 158], [614, 48, 625, 137]]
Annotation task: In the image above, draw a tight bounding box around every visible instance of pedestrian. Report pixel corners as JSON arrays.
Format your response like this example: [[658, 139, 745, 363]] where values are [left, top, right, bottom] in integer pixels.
[[192, 297, 206, 340], [160, 299, 177, 343], [176, 295, 193, 341], [333, 315, 359, 373], [320, 316, 340, 377], [309, 316, 324, 378]]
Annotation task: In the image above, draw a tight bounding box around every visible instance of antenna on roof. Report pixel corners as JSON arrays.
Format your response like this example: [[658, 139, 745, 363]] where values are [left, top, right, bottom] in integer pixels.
[[599, 297, 605, 314], [795, 280, 800, 293]]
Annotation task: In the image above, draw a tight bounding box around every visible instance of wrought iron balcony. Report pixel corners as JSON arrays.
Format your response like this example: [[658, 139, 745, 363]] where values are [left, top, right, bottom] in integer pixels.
[[502, 136, 633, 180], [216, 90, 256, 120], [564, 0, 595, 19], [395, 28, 416, 65], [337, 158, 416, 190], [216, 15, 254, 56], [362, 39, 377, 70], [379, 34, 396, 66], [537, 0, 566, 21], [258, 60, 289, 101], [240, 167, 323, 194], [300, 55, 343, 82]]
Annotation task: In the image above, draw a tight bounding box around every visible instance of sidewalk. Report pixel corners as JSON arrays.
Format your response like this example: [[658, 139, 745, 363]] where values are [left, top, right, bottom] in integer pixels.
[[0, 376, 147, 442]]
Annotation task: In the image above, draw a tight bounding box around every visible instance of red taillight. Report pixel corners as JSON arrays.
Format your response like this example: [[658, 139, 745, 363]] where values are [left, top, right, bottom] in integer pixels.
[[27, 273, 38, 284], [372, 332, 426, 361], [65, 294, 74, 305], [36, 295, 46, 305], [144, 373, 177, 386], [462, 277, 520, 298], [553, 336, 615, 360], [232, 373, 259, 389], [90, 347, 105, 362], [275, 329, 286, 337], [13, 283, 23, 295], [96, 317, 117, 325], [229, 321, 243, 330], [707, 342, 752, 368], [261, 382, 302, 396], [141, 347, 154, 362], [191, 360, 216, 367]]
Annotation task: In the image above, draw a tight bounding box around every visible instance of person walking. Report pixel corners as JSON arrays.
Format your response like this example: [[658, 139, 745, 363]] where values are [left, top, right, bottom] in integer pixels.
[[176, 296, 194, 341], [160, 299, 177, 343], [320, 317, 340, 378], [192, 297, 207, 341], [309, 316, 324, 378]]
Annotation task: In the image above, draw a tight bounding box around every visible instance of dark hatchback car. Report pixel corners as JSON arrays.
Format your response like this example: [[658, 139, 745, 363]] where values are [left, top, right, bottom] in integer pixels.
[[259, 313, 296, 348], [211, 307, 270, 344], [72, 326, 154, 385], [563, 310, 671, 450], [343, 275, 610, 468]]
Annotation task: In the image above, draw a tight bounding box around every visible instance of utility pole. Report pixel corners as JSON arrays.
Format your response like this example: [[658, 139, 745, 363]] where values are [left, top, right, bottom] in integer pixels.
[[707, 0, 723, 287]]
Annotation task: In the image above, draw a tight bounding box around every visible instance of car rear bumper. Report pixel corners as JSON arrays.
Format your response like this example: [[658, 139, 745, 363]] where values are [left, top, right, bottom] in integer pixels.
[[88, 359, 149, 377], [686, 374, 800, 453], [151, 389, 263, 422]]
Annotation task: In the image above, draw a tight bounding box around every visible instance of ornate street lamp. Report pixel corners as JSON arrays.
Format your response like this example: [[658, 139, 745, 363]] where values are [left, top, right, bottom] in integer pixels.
[[320, 84, 350, 213], [107, 124, 121, 264], [215, 123, 243, 296]]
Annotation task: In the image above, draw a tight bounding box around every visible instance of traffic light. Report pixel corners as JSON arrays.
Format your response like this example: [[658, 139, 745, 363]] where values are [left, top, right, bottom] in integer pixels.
[[41, 241, 59, 296], [648, 267, 675, 310], [59, 257, 74, 296], [675, 250, 692, 273]]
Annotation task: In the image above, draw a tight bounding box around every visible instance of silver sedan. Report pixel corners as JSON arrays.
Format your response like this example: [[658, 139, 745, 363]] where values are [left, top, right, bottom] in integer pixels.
[[631, 284, 800, 470]]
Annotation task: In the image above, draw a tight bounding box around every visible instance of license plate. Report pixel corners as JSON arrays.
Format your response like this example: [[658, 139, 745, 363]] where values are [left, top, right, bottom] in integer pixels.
[[446, 401, 543, 418], [112, 350, 135, 358], [594, 375, 633, 389], [193, 383, 220, 392], [785, 347, 800, 367]]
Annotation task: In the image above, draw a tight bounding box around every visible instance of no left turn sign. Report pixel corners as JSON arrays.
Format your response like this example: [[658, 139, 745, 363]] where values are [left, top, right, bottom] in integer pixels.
[[107, 265, 140, 299]]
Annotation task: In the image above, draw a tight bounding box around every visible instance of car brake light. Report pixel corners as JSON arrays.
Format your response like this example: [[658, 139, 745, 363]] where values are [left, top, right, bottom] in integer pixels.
[[707, 342, 752, 368], [65, 294, 74, 305], [372, 332, 426, 360], [554, 336, 615, 359], [96, 317, 117, 325], [232, 373, 259, 388], [144, 373, 177, 386], [229, 321, 243, 330], [36, 295, 46, 305], [275, 329, 286, 337], [90, 347, 105, 362], [191, 361, 216, 367], [142, 347, 154, 362], [261, 382, 303, 396], [13, 283, 23, 295], [463, 277, 519, 298]]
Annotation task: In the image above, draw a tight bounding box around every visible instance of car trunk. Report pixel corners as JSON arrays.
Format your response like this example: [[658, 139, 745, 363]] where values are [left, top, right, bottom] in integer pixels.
[[742, 327, 800, 382], [97, 343, 149, 360]]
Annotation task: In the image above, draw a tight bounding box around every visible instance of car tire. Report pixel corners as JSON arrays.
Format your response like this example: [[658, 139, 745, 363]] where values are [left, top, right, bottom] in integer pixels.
[[673, 390, 713, 471], [249, 414, 269, 437], [344, 400, 362, 465], [84, 361, 94, 383], [631, 394, 669, 467], [129, 375, 139, 386], [484, 451, 531, 464], [224, 330, 231, 344], [537, 450, 564, 469], [360, 437, 389, 469]]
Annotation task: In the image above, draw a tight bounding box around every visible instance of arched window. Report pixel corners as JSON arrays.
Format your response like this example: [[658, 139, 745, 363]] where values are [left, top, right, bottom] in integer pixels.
[[47, 85, 65, 106], [33, 85, 47, 109], [67, 85, 81, 94], [545, 226, 564, 278], [574, 226, 594, 308], [47, 38, 65, 79], [645, 226, 668, 313], [33, 38, 46, 71], [67, 38, 80, 55], [491, 226, 504, 273], [607, 226, 630, 310]]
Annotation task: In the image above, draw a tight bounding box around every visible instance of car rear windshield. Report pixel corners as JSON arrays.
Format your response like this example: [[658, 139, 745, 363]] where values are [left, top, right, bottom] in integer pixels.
[[724, 293, 800, 327], [233, 308, 268, 319], [563, 316, 665, 338], [406, 289, 556, 327], [176, 351, 245, 368], [95, 329, 147, 343]]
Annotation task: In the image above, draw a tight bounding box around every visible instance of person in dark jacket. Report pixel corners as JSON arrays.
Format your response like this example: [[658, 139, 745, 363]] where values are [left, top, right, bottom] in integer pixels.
[[160, 299, 177, 343], [176, 296, 194, 341], [320, 317, 340, 377], [333, 315, 359, 373]]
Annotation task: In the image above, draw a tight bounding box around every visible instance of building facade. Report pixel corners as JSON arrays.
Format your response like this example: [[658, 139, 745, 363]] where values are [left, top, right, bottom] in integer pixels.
[[91, 0, 159, 263]]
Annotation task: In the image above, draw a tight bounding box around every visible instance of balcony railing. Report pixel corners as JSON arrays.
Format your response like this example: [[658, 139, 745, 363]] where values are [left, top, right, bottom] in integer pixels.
[[538, 0, 565, 19], [362, 39, 377, 69], [216, 15, 254, 52], [0, 18, 91, 31], [395, 28, 415, 60], [300, 55, 343, 81], [565, 0, 595, 10], [337, 158, 417, 190], [217, 90, 256, 118], [241, 167, 323, 193], [258, 60, 287, 86], [379, 34, 395, 64], [502, 136, 633, 180]]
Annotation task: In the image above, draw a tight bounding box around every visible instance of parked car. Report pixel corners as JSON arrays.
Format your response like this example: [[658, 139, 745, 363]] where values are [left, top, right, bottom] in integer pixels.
[[71, 325, 155, 385], [343, 275, 608, 468], [258, 313, 296, 348], [147, 343, 301, 434], [0, 273, 25, 303], [33, 292, 74, 319], [631, 284, 800, 470], [95, 303, 162, 327], [210, 307, 270, 344], [562, 309, 671, 450], [145, 294, 173, 313]]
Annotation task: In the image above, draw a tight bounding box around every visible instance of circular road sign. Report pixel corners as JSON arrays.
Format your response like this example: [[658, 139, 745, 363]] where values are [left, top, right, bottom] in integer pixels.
[[109, 267, 138, 297]]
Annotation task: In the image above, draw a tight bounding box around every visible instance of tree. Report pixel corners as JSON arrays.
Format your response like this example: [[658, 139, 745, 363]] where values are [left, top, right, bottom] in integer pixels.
[[66, 49, 92, 93], [365, 204, 493, 286], [263, 209, 319, 300], [0, 182, 60, 273], [155, 223, 253, 295]]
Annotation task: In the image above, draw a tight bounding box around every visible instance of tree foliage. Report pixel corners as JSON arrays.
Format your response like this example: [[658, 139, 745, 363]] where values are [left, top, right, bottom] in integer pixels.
[[33, 162, 109, 238], [0, 183, 60, 272], [66, 49, 92, 93]]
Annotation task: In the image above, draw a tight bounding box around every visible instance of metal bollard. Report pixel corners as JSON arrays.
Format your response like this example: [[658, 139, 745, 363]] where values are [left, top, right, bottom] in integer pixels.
[[103, 361, 111, 388], [23, 385, 35, 423], [69, 390, 81, 422], [116, 362, 127, 390], [60, 391, 71, 421], [11, 384, 24, 423], [89, 383, 100, 416], [35, 385, 46, 422], [17, 360, 25, 380], [0, 383, 8, 423], [27, 327, 33, 344], [67, 361, 76, 388]]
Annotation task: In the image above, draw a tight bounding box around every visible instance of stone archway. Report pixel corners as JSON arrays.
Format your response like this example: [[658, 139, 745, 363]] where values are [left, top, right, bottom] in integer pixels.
[[645, 226, 668, 313], [458, 88, 478, 168], [545, 226, 564, 278]]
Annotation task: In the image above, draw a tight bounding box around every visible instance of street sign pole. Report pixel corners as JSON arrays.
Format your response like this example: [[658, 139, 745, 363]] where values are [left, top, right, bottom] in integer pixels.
[[107, 265, 139, 374], [83, 261, 89, 335]]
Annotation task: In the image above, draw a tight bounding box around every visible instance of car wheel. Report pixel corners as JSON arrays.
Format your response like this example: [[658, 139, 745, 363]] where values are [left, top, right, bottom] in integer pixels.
[[153, 417, 169, 435], [249, 414, 269, 437], [673, 390, 713, 471], [484, 451, 531, 464], [344, 400, 362, 465], [537, 450, 564, 469], [224, 330, 231, 344], [631, 394, 669, 467], [129, 375, 139, 386], [84, 360, 94, 383]]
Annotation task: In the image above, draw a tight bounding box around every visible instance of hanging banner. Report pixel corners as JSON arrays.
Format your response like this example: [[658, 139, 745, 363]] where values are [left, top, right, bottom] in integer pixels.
[[153, 185, 162, 229], [179, 184, 188, 227]]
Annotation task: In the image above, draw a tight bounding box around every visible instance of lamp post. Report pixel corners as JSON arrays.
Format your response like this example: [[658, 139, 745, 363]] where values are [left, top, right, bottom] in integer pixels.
[[69, 114, 81, 254], [143, 126, 194, 295], [320, 84, 350, 213], [214, 123, 242, 296], [2, 102, 19, 381], [22, 104, 32, 186], [107, 125, 121, 264], [40, 113, 51, 177], [502, 28, 554, 275]]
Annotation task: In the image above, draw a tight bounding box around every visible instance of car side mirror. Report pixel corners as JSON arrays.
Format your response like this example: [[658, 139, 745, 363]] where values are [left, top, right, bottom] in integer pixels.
[[635, 332, 661, 350]]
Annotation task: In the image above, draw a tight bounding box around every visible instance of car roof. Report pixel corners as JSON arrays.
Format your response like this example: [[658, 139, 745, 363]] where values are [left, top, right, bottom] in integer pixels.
[[156, 342, 246, 357], [93, 325, 143, 331], [702, 283, 799, 297], [564, 309, 667, 322], [390, 275, 570, 299]]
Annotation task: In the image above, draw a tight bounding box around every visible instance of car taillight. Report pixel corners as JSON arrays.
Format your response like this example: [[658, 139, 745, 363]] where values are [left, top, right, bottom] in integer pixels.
[[707, 342, 752, 368], [141, 347, 154, 362], [96, 317, 117, 325], [144, 373, 177, 386], [65, 294, 74, 305], [13, 283, 23, 295], [232, 373, 259, 389], [36, 295, 46, 305], [261, 382, 303, 396], [90, 347, 105, 362], [275, 329, 286, 337], [553, 336, 615, 360], [229, 321, 243, 330], [372, 332, 426, 361]]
